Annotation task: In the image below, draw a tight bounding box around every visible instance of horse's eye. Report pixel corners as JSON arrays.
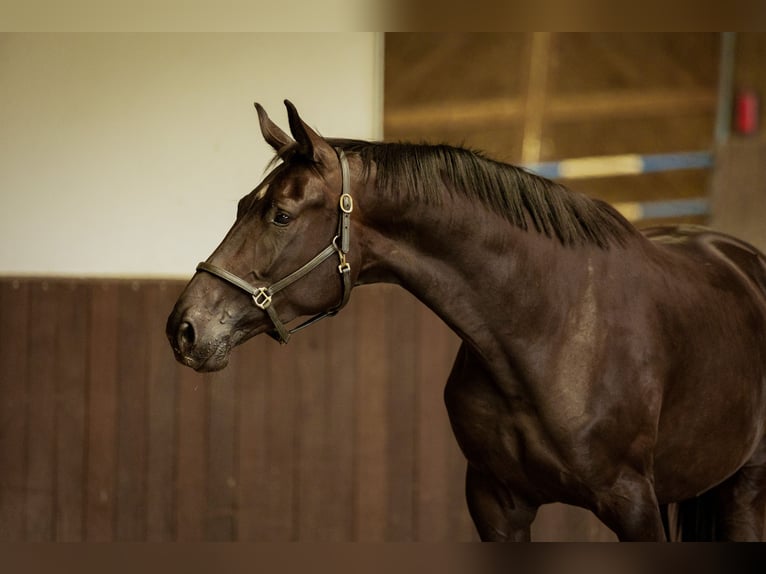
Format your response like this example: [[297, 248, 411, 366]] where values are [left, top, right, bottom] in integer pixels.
[[273, 211, 291, 226]]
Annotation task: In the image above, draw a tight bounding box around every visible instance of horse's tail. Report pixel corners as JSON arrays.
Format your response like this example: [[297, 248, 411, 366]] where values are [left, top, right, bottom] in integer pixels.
[[662, 493, 718, 541]]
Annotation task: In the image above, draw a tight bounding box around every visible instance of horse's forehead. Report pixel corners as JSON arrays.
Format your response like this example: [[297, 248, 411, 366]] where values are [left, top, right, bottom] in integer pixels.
[[241, 162, 330, 217], [246, 164, 293, 203], [261, 162, 320, 195]]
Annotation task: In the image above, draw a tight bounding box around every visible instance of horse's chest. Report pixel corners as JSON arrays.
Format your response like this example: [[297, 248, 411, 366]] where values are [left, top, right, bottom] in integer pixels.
[[444, 376, 568, 498]]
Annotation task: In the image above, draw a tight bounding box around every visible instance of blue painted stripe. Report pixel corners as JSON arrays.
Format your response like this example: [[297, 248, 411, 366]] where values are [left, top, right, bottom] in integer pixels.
[[525, 162, 561, 178], [614, 198, 711, 221], [524, 151, 714, 179], [639, 152, 714, 173], [638, 198, 710, 220]]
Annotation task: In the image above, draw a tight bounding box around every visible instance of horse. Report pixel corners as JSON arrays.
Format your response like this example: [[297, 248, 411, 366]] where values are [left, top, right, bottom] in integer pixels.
[[166, 100, 766, 541]]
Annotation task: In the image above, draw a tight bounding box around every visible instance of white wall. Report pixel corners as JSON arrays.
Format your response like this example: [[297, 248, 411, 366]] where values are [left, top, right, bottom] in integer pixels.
[[0, 33, 383, 277]]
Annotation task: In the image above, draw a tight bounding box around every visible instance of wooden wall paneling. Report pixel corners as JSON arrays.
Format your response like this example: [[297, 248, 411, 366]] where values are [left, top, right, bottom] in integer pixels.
[[205, 354, 239, 541], [385, 288, 418, 541], [54, 281, 89, 541], [115, 281, 148, 540], [414, 303, 462, 541], [175, 356, 207, 540], [293, 320, 330, 540], [235, 338, 268, 540], [145, 282, 181, 541], [25, 281, 58, 540], [413, 302, 449, 541], [0, 280, 29, 539], [551, 34, 719, 95], [85, 282, 119, 540], [288, 308, 357, 541], [323, 308, 356, 540], [353, 286, 390, 541], [546, 116, 716, 161], [260, 340, 298, 540], [424, 309, 476, 542], [385, 34, 527, 112]]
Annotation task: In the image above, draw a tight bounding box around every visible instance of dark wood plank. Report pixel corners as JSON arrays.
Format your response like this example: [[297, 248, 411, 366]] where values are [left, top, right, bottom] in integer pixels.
[[261, 340, 298, 540], [235, 335, 297, 541], [236, 337, 269, 540], [292, 308, 358, 541], [353, 286, 390, 541], [54, 281, 89, 541], [205, 358, 238, 541], [414, 304, 457, 541], [114, 281, 148, 540], [0, 280, 29, 540], [175, 359, 207, 540], [85, 281, 119, 541], [427, 320, 475, 542], [145, 282, 180, 541], [292, 323, 324, 540], [25, 281, 58, 540], [385, 287, 418, 541], [293, 320, 331, 540], [321, 307, 356, 540]]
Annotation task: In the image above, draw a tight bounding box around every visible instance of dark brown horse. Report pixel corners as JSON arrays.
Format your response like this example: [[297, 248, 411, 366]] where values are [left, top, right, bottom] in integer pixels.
[[166, 100, 766, 541]]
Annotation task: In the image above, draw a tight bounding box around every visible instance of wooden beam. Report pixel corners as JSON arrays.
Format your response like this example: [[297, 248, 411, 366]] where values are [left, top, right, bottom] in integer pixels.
[[384, 88, 717, 132], [550, 89, 717, 121], [522, 32, 552, 163], [385, 97, 526, 132]]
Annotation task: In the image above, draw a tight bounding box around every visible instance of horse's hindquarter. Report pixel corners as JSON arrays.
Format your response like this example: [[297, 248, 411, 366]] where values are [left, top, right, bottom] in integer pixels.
[[645, 227, 766, 502]]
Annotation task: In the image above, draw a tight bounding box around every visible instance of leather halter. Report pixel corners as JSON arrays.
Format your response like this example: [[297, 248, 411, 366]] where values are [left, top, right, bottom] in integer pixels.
[[196, 149, 353, 344]]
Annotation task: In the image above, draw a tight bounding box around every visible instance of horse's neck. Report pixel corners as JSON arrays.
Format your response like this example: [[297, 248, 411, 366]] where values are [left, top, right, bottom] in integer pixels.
[[356, 191, 589, 362]]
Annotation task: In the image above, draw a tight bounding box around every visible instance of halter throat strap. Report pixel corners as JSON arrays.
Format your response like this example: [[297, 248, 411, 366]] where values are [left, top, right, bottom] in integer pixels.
[[196, 149, 353, 344]]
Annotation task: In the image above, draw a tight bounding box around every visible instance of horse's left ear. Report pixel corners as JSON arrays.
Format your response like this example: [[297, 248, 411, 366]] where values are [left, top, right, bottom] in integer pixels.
[[284, 99, 335, 164], [255, 102, 293, 152]]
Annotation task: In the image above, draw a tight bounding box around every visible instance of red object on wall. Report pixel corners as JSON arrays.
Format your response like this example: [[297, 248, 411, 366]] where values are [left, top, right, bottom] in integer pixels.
[[735, 89, 759, 135]]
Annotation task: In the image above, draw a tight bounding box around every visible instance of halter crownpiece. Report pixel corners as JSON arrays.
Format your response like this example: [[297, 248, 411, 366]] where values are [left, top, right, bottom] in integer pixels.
[[196, 149, 353, 344]]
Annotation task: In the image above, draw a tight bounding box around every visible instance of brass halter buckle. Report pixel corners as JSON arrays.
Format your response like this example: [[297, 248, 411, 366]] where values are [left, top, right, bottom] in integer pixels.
[[252, 287, 272, 310], [340, 193, 353, 214]]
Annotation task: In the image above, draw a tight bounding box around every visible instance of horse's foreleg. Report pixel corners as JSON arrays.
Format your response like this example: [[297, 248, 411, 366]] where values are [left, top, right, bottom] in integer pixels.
[[591, 473, 666, 541], [710, 441, 766, 541], [465, 464, 538, 542]]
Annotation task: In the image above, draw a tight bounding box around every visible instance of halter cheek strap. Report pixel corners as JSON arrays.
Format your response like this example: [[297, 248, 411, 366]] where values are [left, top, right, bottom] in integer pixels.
[[195, 149, 353, 344]]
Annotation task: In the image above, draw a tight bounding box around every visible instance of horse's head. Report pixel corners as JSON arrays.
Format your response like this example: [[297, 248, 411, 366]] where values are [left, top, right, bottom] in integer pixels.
[[167, 100, 359, 372]]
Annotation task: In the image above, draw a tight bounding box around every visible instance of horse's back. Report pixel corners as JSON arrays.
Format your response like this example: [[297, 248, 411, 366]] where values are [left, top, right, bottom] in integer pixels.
[[644, 224, 766, 301]]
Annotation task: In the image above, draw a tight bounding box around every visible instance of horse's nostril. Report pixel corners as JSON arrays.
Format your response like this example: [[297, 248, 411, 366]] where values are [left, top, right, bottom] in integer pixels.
[[178, 320, 196, 352]]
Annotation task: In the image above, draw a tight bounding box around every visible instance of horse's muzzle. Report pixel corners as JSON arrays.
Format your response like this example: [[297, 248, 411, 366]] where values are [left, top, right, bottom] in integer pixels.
[[166, 308, 231, 372]]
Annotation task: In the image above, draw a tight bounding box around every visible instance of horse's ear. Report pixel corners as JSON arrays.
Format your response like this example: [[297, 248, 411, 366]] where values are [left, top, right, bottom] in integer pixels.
[[255, 102, 293, 152], [284, 99, 335, 164]]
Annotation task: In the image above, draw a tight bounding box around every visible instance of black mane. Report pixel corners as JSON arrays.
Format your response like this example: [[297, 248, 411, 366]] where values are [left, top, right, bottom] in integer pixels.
[[322, 139, 638, 248]]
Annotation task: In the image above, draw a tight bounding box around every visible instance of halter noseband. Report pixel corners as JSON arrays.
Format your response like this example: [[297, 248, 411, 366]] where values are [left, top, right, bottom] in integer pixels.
[[195, 149, 353, 344]]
